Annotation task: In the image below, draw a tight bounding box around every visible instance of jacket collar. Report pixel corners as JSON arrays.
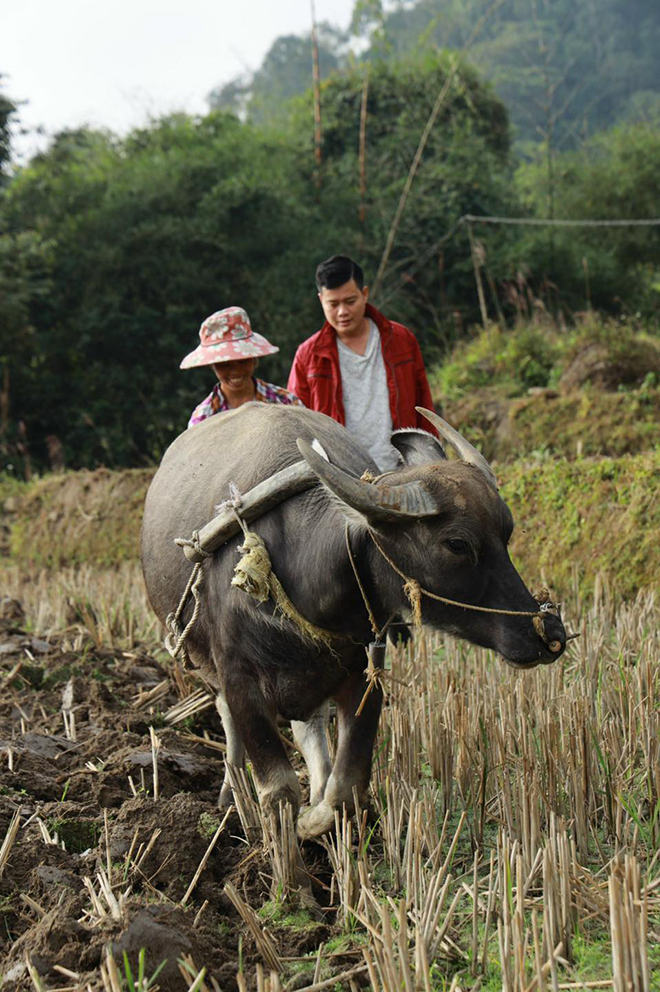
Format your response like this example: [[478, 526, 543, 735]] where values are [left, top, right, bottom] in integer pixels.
[[315, 303, 392, 355]]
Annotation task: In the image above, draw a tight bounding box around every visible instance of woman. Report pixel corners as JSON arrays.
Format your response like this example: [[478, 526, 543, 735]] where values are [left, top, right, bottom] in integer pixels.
[[181, 307, 303, 427]]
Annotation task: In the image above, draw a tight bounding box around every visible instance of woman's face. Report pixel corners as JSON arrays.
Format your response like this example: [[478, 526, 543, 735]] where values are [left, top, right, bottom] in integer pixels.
[[213, 358, 257, 394]]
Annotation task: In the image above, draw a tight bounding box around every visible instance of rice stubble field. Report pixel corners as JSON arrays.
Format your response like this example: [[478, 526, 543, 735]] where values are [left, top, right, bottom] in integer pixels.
[[0, 563, 659, 991]]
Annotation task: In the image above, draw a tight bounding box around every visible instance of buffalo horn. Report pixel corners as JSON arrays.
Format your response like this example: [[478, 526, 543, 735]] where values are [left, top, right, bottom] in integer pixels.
[[415, 407, 497, 487], [297, 439, 438, 521]]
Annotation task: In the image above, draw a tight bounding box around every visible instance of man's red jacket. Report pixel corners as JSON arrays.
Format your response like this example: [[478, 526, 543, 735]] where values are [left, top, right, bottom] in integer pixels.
[[287, 304, 435, 430]]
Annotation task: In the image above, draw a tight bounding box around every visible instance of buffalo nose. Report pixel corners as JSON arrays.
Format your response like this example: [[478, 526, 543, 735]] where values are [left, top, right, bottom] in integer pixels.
[[537, 611, 566, 658]]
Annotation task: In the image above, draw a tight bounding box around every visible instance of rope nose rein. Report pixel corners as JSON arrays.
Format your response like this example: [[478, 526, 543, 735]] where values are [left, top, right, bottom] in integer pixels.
[[344, 523, 566, 715], [345, 524, 564, 650]]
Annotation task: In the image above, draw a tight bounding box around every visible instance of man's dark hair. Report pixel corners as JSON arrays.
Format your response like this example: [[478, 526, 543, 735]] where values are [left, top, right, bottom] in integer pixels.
[[315, 255, 365, 292]]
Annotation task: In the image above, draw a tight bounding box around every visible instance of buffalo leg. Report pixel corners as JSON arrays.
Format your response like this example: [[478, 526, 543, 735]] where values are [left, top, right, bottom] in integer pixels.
[[224, 679, 320, 907], [223, 680, 301, 816], [297, 672, 383, 840], [215, 692, 246, 808], [291, 702, 332, 806]]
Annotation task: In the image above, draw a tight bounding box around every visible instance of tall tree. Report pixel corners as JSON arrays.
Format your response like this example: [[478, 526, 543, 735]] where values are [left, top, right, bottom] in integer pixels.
[[0, 77, 17, 185], [208, 24, 348, 125]]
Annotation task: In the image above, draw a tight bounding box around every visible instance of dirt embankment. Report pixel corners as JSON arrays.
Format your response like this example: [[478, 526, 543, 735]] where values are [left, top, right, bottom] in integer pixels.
[[445, 388, 660, 463], [435, 318, 660, 463], [502, 451, 660, 599], [1, 469, 154, 568], [2, 447, 660, 601]]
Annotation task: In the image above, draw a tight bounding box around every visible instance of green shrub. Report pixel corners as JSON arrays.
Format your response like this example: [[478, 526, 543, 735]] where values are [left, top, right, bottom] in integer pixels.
[[433, 314, 660, 402], [434, 322, 561, 400]]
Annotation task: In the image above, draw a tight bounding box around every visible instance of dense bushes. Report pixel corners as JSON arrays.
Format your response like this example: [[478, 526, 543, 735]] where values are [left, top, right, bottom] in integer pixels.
[[513, 123, 660, 314]]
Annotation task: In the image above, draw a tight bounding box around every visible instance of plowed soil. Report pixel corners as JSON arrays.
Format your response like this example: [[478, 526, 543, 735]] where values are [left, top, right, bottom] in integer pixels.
[[0, 598, 336, 991]]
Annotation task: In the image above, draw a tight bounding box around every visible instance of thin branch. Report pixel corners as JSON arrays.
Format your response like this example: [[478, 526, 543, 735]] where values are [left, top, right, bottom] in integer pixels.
[[372, 0, 506, 297]]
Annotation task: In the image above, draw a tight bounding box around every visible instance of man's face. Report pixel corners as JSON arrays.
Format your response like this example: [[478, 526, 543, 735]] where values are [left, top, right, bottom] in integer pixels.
[[318, 279, 369, 337]]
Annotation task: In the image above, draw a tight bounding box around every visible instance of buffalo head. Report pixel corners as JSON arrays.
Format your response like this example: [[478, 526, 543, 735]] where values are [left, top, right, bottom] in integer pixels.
[[298, 409, 566, 669]]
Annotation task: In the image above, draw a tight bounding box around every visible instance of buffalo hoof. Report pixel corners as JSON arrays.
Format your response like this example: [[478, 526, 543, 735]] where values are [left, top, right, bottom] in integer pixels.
[[297, 801, 336, 840]]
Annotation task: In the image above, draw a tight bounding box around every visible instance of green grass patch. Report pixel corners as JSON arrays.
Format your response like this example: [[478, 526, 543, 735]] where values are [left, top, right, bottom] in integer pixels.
[[434, 315, 660, 402], [46, 817, 100, 853], [258, 900, 325, 930], [501, 449, 660, 600], [197, 811, 224, 839]]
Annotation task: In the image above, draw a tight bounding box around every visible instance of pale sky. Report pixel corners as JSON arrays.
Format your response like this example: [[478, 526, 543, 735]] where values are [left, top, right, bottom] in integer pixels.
[[2, 0, 357, 162]]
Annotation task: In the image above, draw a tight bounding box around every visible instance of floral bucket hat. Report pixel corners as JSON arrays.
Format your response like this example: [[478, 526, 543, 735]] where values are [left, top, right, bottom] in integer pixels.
[[180, 307, 279, 369]]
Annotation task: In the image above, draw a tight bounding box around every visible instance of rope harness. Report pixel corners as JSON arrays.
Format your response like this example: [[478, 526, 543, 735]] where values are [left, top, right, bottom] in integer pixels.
[[229, 510, 338, 653], [165, 493, 248, 659], [165, 500, 340, 660], [164, 533, 213, 659]]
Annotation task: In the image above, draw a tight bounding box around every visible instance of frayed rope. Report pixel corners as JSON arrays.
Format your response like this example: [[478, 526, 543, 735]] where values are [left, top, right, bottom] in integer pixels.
[[231, 529, 338, 652]]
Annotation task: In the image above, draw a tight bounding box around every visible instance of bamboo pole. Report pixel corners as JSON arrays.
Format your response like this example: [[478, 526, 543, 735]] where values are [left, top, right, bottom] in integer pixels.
[[311, 0, 322, 183], [358, 68, 370, 244], [468, 222, 489, 331]]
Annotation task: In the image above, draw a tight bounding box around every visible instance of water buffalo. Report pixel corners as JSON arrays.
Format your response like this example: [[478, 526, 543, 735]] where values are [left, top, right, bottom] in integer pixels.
[[141, 403, 565, 840]]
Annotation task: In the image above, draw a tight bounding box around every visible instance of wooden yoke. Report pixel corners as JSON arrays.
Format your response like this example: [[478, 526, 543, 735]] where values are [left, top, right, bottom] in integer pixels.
[[179, 458, 322, 563]]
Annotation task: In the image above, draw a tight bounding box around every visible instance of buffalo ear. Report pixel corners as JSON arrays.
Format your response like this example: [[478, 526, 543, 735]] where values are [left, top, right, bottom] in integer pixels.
[[391, 428, 447, 467], [296, 438, 439, 521]]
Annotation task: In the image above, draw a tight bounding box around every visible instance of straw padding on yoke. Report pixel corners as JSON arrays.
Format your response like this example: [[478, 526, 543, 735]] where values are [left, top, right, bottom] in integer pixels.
[[231, 528, 338, 652]]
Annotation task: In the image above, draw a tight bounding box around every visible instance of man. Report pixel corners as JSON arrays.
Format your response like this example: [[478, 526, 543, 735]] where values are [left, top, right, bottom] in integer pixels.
[[288, 255, 435, 470]]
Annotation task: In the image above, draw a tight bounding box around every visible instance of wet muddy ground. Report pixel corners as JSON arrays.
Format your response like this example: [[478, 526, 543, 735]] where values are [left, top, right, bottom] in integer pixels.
[[0, 599, 344, 990]]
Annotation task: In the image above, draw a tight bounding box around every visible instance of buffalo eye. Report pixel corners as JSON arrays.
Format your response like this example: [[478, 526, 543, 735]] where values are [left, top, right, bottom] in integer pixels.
[[445, 538, 471, 556]]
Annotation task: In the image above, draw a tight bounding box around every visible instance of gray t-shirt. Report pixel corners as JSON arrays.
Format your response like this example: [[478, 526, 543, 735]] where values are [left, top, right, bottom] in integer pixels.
[[337, 320, 399, 471]]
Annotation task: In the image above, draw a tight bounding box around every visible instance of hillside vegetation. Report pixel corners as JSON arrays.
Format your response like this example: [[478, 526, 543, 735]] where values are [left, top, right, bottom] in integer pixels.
[[2, 316, 659, 600], [440, 315, 660, 461]]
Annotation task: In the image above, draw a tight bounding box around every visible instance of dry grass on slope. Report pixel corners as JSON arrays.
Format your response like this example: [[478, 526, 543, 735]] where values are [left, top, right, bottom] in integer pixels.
[[2, 467, 153, 568]]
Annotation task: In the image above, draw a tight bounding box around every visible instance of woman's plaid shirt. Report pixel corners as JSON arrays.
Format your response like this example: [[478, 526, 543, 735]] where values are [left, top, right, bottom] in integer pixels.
[[188, 378, 303, 427]]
